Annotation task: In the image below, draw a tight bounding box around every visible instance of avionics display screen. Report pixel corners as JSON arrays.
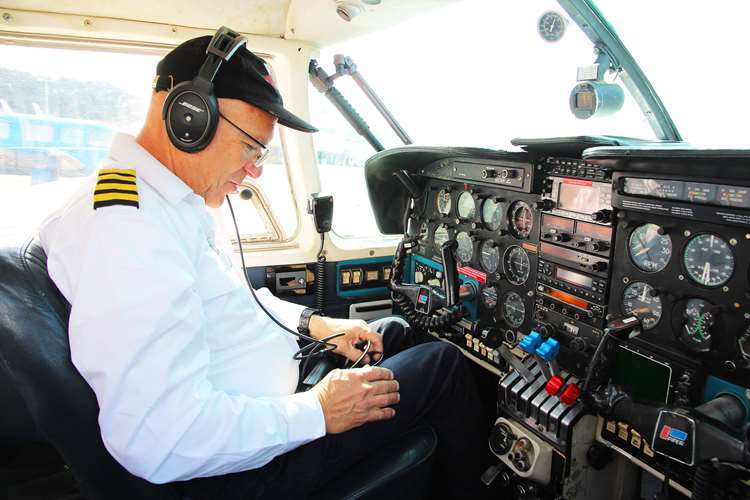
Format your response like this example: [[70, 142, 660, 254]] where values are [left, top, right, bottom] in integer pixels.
[[557, 182, 599, 213], [612, 346, 671, 404], [547, 288, 589, 310], [542, 214, 575, 232], [576, 221, 612, 240], [556, 267, 593, 289], [624, 178, 750, 209]]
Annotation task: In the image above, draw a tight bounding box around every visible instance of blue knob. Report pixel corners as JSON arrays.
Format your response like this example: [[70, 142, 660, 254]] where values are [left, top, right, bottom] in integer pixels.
[[536, 338, 560, 361], [519, 331, 543, 354]]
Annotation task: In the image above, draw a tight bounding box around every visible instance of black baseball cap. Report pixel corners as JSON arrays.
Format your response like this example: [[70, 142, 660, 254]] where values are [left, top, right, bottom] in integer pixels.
[[154, 35, 317, 133]]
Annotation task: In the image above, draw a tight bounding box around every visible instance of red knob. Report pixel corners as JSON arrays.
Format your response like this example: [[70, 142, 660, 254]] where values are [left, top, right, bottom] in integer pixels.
[[545, 375, 565, 396], [560, 384, 581, 405]]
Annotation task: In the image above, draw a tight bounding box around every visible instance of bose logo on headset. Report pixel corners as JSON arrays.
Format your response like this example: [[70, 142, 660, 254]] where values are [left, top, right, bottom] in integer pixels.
[[162, 26, 247, 151], [178, 101, 205, 113]]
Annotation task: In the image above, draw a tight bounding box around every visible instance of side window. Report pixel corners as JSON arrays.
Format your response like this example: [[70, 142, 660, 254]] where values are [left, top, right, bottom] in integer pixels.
[[309, 60, 399, 240], [0, 44, 296, 244]]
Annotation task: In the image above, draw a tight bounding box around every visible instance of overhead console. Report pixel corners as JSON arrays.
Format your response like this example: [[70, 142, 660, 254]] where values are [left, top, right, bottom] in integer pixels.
[[365, 141, 750, 499]]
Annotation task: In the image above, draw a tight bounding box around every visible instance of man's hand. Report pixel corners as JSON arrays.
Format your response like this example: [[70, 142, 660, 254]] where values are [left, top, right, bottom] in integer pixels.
[[309, 316, 383, 364], [310, 366, 399, 434]]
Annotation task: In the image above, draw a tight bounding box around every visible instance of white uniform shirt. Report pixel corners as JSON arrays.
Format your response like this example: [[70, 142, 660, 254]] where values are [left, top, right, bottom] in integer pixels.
[[39, 133, 325, 483]]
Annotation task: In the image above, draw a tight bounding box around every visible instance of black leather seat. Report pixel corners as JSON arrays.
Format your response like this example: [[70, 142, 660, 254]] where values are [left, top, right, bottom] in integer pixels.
[[0, 239, 436, 499]]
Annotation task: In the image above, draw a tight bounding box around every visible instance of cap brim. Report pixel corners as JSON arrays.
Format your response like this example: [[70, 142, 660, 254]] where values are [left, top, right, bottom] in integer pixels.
[[261, 101, 318, 133]]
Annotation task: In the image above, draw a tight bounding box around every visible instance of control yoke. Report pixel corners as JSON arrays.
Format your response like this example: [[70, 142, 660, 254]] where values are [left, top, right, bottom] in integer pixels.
[[591, 384, 749, 469]]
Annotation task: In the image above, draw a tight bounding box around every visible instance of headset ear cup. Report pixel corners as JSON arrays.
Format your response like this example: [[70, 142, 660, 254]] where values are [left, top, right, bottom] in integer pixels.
[[163, 82, 218, 153]]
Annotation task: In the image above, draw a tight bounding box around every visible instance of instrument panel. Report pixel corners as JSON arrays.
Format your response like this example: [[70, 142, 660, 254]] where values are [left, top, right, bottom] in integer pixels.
[[383, 146, 750, 497], [403, 152, 750, 389]]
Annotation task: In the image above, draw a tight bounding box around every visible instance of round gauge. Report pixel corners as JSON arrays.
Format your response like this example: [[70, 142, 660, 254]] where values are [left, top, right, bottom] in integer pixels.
[[457, 191, 476, 220], [683, 233, 735, 288], [680, 298, 714, 351], [482, 198, 503, 231], [433, 224, 449, 249], [455, 231, 474, 264], [490, 422, 515, 456], [509, 201, 534, 239], [479, 240, 500, 273], [629, 224, 672, 273], [435, 189, 452, 216], [538, 11, 566, 42], [502, 291, 526, 328], [481, 286, 498, 310], [418, 221, 430, 244], [622, 281, 662, 330], [503, 246, 531, 285]]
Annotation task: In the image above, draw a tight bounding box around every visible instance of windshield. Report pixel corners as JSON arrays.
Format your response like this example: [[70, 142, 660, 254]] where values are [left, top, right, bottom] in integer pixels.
[[313, 0, 655, 157], [594, 0, 750, 148]]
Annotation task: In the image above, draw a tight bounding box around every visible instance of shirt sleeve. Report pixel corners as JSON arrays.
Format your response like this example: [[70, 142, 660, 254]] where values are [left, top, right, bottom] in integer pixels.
[[66, 208, 325, 483], [252, 286, 307, 332]]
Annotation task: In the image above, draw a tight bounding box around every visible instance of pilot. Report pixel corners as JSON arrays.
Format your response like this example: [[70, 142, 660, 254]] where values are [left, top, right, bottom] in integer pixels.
[[39, 33, 486, 499]]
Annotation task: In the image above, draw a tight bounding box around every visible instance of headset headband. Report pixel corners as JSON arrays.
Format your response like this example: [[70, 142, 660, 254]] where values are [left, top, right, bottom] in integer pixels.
[[196, 26, 248, 85]]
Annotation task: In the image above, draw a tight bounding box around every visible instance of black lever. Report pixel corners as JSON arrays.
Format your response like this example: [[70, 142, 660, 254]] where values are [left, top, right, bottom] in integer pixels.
[[441, 240, 459, 307]]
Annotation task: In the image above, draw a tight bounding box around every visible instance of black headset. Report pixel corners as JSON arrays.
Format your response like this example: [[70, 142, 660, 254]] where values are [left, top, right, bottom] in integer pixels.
[[162, 26, 248, 153]]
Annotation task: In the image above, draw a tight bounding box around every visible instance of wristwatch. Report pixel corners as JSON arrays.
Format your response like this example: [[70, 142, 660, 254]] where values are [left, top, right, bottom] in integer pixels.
[[298, 307, 320, 336]]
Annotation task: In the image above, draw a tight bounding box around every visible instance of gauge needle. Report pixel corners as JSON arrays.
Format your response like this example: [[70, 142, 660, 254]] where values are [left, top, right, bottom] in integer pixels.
[[635, 247, 651, 257], [701, 261, 711, 284], [640, 286, 648, 302]]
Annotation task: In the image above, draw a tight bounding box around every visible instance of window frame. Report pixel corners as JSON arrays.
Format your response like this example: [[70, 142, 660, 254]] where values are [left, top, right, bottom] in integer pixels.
[[0, 33, 303, 247]]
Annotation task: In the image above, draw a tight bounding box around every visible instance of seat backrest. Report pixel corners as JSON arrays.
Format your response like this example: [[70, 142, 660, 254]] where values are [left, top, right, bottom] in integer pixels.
[[0, 238, 178, 500]]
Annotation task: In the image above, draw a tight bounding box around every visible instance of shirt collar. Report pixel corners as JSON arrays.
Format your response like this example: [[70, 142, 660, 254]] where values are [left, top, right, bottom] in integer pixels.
[[108, 132, 194, 206]]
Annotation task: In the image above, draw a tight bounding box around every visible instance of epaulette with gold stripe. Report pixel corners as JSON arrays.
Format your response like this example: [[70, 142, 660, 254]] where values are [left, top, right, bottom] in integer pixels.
[[93, 168, 139, 210]]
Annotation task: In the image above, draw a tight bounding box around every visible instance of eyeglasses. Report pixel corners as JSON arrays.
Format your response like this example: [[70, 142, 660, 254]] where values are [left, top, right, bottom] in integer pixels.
[[218, 111, 270, 166]]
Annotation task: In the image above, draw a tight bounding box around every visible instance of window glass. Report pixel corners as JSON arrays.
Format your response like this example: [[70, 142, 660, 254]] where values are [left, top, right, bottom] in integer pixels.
[[310, 0, 655, 239], [0, 44, 296, 243]]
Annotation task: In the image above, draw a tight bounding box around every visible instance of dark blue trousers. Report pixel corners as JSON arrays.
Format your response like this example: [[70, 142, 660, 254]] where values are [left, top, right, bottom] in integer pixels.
[[179, 318, 486, 499]]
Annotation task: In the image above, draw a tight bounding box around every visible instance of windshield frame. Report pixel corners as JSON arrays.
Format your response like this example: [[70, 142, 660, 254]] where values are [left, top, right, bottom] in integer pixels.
[[559, 0, 682, 141]]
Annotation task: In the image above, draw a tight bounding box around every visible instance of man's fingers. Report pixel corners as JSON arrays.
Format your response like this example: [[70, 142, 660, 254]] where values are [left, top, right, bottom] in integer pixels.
[[369, 379, 399, 395], [359, 366, 394, 381], [366, 392, 400, 409], [367, 407, 396, 422], [357, 330, 384, 356]]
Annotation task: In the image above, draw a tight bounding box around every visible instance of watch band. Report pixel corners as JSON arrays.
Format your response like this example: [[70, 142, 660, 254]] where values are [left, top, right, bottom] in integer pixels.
[[298, 307, 320, 336]]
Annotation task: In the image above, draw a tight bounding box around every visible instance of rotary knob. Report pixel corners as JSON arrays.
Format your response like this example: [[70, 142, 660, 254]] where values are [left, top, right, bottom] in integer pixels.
[[535, 199, 556, 211], [481, 169, 498, 179], [592, 210, 612, 223]]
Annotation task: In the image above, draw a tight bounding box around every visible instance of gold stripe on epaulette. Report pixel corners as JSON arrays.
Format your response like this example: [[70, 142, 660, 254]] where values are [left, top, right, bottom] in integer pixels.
[[94, 182, 138, 193], [93, 168, 139, 210], [98, 168, 136, 177], [98, 173, 138, 182]]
